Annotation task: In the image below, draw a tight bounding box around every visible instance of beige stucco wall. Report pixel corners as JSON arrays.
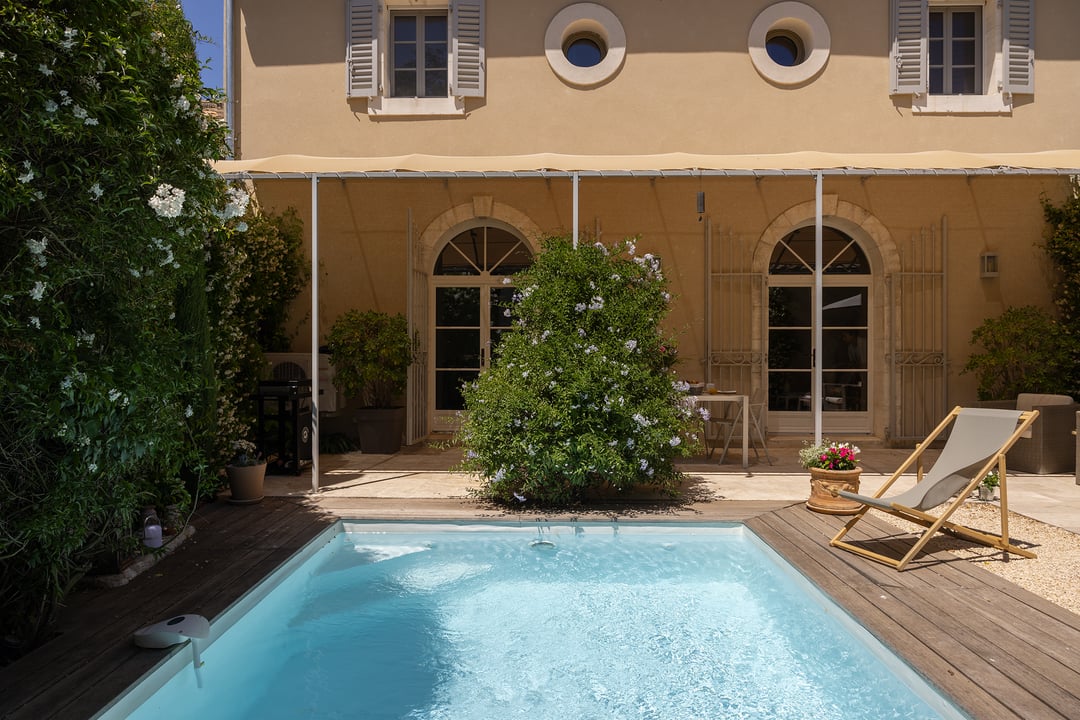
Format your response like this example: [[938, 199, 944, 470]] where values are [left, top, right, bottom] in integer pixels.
[[253, 173, 1073, 438], [234, 1, 1080, 438], [233, 0, 1080, 159]]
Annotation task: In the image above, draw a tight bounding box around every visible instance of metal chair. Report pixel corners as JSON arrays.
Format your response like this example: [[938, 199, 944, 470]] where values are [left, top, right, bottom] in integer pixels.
[[714, 390, 773, 465]]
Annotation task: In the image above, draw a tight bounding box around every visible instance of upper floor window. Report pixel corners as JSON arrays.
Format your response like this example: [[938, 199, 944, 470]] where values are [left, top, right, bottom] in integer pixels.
[[390, 12, 448, 97], [890, 0, 1033, 114], [348, 0, 484, 116], [929, 8, 980, 94]]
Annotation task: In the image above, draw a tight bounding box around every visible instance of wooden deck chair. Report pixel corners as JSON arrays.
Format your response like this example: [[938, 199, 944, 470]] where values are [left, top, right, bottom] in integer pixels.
[[830, 406, 1039, 571]]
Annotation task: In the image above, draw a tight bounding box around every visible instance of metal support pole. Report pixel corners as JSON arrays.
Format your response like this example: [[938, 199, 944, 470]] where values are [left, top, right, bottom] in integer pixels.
[[814, 171, 823, 445], [572, 171, 579, 248], [310, 176, 320, 493]]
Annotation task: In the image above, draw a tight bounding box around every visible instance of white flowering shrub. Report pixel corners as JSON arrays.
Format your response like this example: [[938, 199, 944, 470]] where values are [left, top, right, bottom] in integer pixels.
[[0, 1, 263, 655], [457, 236, 698, 506]]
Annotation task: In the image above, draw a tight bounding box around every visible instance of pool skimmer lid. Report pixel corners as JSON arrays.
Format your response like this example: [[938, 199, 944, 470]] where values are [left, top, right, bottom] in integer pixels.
[[134, 614, 209, 649]]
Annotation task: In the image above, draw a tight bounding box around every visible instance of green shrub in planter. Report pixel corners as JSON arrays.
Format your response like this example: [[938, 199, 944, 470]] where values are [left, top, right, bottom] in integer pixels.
[[961, 305, 1079, 400], [456, 236, 699, 506], [327, 310, 417, 408]]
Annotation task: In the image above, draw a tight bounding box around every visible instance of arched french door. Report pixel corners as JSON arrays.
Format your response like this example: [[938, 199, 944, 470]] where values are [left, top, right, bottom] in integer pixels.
[[429, 224, 533, 431], [767, 226, 872, 434]]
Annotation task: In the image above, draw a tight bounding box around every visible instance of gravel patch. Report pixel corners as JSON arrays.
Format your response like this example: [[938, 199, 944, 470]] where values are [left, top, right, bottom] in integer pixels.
[[872, 499, 1080, 616]]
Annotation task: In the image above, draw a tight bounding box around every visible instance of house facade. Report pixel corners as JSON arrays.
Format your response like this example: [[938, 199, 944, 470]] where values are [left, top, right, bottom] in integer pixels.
[[219, 0, 1080, 445]]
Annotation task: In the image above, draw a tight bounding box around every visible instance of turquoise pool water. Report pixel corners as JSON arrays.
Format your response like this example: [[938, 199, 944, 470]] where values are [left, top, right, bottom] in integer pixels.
[[104, 522, 967, 719]]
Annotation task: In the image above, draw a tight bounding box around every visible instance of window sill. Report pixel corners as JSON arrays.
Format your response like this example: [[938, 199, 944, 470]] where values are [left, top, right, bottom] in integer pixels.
[[368, 96, 466, 117], [912, 94, 1013, 115]]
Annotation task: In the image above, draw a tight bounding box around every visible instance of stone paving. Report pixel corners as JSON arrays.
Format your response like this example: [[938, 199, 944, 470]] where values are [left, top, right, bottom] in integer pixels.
[[261, 444, 1080, 534]]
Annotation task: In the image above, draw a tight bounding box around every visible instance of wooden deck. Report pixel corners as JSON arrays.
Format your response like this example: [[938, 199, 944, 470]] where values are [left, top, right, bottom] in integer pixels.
[[1, 496, 1079, 720]]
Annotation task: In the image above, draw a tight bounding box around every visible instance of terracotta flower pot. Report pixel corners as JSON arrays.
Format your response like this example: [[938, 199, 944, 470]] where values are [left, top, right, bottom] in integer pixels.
[[225, 462, 267, 505], [806, 467, 863, 515]]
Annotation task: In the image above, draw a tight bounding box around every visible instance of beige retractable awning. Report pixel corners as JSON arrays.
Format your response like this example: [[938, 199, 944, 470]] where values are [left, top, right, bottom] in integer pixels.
[[213, 150, 1080, 177]]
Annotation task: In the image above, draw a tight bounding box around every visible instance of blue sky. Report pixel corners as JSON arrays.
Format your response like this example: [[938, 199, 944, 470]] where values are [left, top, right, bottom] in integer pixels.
[[181, 0, 223, 88]]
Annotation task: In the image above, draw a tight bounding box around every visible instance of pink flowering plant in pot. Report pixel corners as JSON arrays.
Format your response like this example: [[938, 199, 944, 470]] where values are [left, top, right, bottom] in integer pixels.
[[798, 440, 861, 471]]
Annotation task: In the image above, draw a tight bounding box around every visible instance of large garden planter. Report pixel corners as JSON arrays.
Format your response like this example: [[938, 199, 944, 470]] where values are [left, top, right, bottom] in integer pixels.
[[354, 406, 407, 454], [225, 462, 267, 504], [806, 467, 863, 515]]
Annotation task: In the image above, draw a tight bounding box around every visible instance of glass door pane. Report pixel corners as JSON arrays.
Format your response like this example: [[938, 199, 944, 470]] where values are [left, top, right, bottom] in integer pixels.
[[489, 285, 516, 362], [767, 285, 869, 416], [768, 287, 812, 412], [434, 286, 480, 411], [822, 287, 868, 412]]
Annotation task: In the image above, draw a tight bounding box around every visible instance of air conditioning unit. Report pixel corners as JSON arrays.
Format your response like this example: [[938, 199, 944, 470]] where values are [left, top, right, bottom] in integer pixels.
[[264, 352, 344, 413]]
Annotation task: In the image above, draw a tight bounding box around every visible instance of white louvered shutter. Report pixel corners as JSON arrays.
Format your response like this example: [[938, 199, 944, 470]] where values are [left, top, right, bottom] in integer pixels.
[[1003, 0, 1034, 94], [452, 0, 484, 97], [890, 0, 926, 95], [347, 0, 379, 97]]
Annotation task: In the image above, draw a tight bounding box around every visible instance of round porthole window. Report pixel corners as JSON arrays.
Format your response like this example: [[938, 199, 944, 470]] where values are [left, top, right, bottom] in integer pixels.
[[749, 2, 830, 86], [564, 32, 606, 68], [765, 30, 804, 67], [545, 3, 626, 87]]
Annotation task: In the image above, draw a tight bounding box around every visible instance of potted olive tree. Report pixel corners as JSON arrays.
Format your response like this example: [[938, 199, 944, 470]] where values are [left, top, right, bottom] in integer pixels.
[[327, 310, 418, 453]]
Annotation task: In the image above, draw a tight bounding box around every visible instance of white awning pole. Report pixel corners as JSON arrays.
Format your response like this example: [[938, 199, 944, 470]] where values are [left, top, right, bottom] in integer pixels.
[[814, 171, 823, 445], [310, 176, 320, 493], [572, 171, 579, 248]]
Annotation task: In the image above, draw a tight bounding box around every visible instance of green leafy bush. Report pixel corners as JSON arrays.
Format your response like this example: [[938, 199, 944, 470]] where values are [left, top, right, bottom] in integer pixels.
[[1041, 182, 1080, 395], [207, 204, 309, 470], [327, 310, 416, 408], [962, 306, 1079, 400], [0, 0, 253, 656], [456, 236, 698, 506]]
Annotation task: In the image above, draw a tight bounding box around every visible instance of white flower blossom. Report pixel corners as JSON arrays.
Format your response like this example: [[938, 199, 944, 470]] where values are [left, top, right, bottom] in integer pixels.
[[44, 99, 58, 113], [83, 116, 98, 126], [26, 236, 47, 255], [669, 436, 682, 447], [17, 165, 34, 184], [59, 90, 72, 106], [574, 302, 586, 312], [185, 405, 194, 418], [38, 63, 53, 76], [29, 281, 46, 301], [29, 316, 40, 328], [502, 277, 511, 284], [221, 187, 251, 219], [588, 296, 604, 310], [175, 95, 191, 113], [625, 339, 638, 352], [148, 183, 185, 218], [89, 183, 103, 199], [72, 105, 87, 119]]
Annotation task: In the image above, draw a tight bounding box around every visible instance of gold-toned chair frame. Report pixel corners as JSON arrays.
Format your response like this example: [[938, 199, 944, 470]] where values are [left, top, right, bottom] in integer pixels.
[[830, 406, 1039, 571]]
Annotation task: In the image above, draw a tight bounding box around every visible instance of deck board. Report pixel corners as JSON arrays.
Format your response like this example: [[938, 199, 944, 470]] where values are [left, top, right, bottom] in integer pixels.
[[1, 497, 1079, 720], [746, 506, 1080, 720]]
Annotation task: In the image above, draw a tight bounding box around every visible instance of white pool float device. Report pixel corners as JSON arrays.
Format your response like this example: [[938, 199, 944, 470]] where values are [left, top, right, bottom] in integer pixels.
[[133, 614, 209, 648], [134, 614, 211, 687]]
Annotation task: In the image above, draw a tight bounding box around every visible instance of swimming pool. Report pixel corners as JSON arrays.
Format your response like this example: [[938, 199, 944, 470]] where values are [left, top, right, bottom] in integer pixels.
[[100, 522, 968, 719]]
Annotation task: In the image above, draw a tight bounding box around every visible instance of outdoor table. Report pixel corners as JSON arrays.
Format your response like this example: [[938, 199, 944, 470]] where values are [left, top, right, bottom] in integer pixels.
[[687, 392, 750, 468]]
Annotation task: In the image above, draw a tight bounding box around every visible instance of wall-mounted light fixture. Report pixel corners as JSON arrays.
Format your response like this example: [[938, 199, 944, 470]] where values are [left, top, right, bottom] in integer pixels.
[[979, 251, 999, 278]]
